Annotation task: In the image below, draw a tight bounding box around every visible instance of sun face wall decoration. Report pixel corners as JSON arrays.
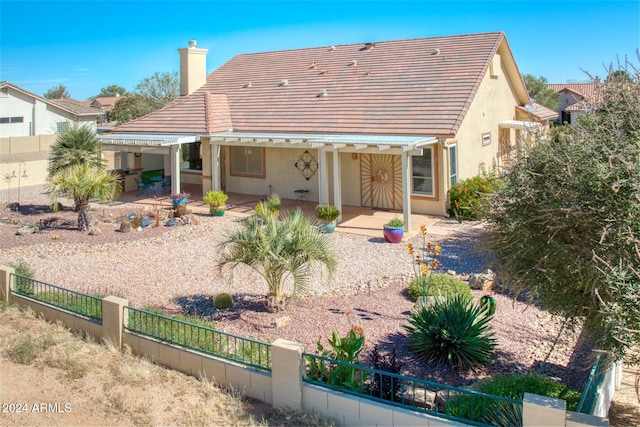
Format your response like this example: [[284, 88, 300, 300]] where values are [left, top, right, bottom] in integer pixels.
[[294, 150, 318, 181]]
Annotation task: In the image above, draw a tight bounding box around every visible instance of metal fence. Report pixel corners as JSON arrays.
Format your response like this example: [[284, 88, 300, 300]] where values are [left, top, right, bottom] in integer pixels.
[[124, 306, 272, 371], [9, 273, 103, 321], [577, 352, 612, 414], [304, 353, 523, 427]]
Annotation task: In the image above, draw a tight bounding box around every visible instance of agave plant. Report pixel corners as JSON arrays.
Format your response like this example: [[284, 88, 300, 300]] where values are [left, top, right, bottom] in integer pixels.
[[403, 294, 496, 370]]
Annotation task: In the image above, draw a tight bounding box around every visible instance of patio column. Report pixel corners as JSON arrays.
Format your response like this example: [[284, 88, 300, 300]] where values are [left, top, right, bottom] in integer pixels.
[[170, 145, 182, 195], [401, 150, 412, 232], [317, 147, 329, 204], [332, 150, 342, 222], [211, 142, 221, 191]]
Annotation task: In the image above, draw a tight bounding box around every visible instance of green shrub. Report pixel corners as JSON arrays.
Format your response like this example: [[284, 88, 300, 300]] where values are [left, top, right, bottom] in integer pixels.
[[447, 373, 581, 426], [385, 217, 404, 228], [8, 260, 35, 295], [213, 293, 234, 309], [8, 335, 40, 364], [407, 273, 472, 301], [203, 190, 228, 207], [315, 204, 340, 221], [477, 373, 581, 411], [403, 294, 496, 369], [448, 175, 502, 220]]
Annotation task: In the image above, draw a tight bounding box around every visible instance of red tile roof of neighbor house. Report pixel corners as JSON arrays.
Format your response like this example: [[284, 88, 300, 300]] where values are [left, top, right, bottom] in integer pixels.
[[115, 32, 526, 137], [548, 83, 598, 100], [548, 83, 601, 112]]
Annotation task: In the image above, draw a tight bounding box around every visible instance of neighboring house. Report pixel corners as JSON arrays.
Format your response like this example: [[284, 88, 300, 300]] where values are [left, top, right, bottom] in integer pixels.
[[0, 81, 102, 193], [89, 95, 124, 123], [547, 82, 599, 126], [99, 33, 556, 228]]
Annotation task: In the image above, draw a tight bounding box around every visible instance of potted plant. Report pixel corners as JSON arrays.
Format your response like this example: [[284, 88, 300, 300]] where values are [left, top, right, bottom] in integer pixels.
[[383, 216, 405, 243], [169, 191, 190, 209], [315, 203, 340, 233], [203, 190, 229, 216]]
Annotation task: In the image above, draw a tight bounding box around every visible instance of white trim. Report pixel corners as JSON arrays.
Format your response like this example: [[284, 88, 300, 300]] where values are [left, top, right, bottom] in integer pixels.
[[97, 134, 199, 146], [209, 131, 437, 149], [498, 120, 541, 131]]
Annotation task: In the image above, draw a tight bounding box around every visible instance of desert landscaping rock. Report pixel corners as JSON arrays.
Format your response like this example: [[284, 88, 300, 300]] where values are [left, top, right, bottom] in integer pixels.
[[0, 187, 595, 390]]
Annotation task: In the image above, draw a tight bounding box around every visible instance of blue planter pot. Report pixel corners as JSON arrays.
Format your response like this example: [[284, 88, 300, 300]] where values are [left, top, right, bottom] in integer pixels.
[[318, 220, 337, 233], [172, 198, 188, 209], [383, 226, 404, 243]]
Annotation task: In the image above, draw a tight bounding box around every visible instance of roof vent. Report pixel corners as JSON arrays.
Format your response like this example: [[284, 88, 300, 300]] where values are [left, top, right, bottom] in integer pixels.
[[310, 61, 318, 69], [349, 59, 358, 66], [243, 81, 252, 88], [279, 79, 289, 86], [431, 48, 441, 56], [329, 45, 336, 51], [364, 42, 375, 50], [317, 89, 328, 98], [320, 69, 329, 75]]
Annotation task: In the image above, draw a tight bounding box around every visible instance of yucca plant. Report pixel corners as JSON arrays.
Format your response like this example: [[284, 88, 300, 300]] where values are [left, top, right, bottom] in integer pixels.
[[403, 294, 496, 370]]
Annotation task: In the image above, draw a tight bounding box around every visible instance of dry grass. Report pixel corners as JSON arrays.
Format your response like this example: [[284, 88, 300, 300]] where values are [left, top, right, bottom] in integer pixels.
[[0, 303, 336, 426]]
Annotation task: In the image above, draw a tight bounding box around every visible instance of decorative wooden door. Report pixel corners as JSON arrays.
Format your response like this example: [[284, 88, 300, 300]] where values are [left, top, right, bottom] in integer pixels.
[[360, 154, 402, 210]]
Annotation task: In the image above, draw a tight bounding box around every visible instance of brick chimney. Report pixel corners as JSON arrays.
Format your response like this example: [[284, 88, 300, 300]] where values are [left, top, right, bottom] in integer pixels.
[[178, 40, 208, 96]]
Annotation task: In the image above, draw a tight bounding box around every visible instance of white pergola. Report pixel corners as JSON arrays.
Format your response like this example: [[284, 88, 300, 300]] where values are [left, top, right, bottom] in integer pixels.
[[208, 132, 438, 231], [97, 133, 199, 196]]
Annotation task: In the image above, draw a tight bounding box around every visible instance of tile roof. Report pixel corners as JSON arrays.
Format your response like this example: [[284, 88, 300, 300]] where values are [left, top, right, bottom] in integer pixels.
[[548, 83, 598, 100], [516, 102, 559, 121], [91, 96, 124, 113], [49, 98, 103, 116], [115, 32, 524, 137], [114, 92, 231, 134], [0, 82, 102, 118], [548, 83, 601, 112]]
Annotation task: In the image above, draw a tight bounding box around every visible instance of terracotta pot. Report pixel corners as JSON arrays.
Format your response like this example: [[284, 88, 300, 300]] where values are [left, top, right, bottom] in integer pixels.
[[383, 226, 404, 243]]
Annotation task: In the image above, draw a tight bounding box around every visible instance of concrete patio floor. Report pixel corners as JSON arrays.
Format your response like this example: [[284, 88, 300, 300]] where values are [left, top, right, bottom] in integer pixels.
[[112, 184, 443, 241]]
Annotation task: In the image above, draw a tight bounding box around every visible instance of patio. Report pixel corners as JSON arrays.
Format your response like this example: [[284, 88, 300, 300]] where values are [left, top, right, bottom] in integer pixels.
[[111, 183, 442, 241]]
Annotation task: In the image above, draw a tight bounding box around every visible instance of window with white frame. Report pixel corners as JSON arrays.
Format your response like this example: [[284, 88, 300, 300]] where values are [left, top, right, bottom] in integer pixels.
[[449, 144, 458, 186], [229, 146, 265, 178], [56, 121, 70, 134], [412, 147, 434, 196]]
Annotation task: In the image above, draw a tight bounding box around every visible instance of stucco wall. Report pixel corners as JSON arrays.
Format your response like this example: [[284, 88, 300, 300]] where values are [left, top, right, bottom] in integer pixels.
[[454, 61, 518, 183], [0, 86, 97, 138], [0, 135, 58, 192], [225, 147, 322, 202]]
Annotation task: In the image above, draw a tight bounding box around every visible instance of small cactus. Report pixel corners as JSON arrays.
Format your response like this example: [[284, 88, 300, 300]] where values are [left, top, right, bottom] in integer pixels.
[[214, 293, 234, 310]]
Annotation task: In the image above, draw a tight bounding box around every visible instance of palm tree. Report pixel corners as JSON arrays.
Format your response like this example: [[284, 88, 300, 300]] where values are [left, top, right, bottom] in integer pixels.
[[217, 208, 337, 312], [48, 126, 105, 178], [48, 164, 121, 231]]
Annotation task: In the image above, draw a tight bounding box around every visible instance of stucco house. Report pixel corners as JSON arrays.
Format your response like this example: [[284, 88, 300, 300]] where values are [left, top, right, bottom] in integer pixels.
[[547, 82, 598, 126], [0, 82, 102, 193], [99, 33, 556, 230]]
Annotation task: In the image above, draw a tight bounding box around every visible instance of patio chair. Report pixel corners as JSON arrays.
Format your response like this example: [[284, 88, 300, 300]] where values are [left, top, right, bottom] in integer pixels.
[[162, 176, 171, 195], [134, 177, 151, 196]]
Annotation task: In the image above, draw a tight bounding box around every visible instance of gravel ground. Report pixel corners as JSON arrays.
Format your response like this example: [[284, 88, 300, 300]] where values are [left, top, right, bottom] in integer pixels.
[[0, 186, 595, 389]]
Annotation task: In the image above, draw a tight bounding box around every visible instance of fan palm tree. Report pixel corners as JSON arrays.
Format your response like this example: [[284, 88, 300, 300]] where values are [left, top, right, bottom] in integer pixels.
[[48, 164, 121, 231], [217, 208, 337, 312], [48, 126, 105, 178]]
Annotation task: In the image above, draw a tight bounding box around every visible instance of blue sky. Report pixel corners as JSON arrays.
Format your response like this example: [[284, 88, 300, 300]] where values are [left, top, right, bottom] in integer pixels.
[[1, 0, 638, 100]]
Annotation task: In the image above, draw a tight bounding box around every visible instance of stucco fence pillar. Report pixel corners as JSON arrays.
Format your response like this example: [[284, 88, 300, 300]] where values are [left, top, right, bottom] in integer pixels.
[[271, 338, 306, 410], [0, 265, 15, 303]]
